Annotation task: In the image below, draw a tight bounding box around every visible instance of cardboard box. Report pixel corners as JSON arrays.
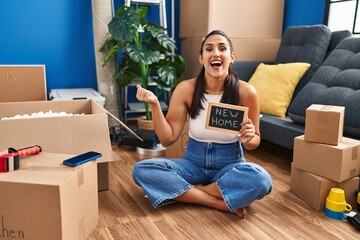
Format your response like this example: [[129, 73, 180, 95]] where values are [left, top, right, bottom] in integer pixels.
[[0, 152, 98, 240], [181, 38, 281, 78], [97, 162, 109, 191], [166, 121, 189, 158], [290, 164, 359, 211], [290, 164, 336, 211], [0, 99, 113, 190], [180, 0, 284, 39], [305, 104, 345, 145], [0, 65, 47, 102], [293, 135, 360, 182]]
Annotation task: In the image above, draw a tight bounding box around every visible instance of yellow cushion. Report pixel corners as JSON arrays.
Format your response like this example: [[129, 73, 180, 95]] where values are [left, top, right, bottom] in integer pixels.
[[248, 62, 311, 118]]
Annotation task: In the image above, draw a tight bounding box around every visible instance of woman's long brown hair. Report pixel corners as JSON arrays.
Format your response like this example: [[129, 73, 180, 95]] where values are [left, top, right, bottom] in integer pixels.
[[189, 30, 239, 119]]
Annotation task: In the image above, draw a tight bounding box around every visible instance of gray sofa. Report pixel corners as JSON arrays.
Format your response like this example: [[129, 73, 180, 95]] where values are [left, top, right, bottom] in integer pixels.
[[233, 25, 359, 149]]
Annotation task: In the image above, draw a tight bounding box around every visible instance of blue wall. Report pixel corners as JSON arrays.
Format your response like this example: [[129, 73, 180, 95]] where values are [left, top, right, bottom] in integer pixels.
[[0, 0, 97, 91], [0, 0, 326, 93], [283, 0, 326, 30]]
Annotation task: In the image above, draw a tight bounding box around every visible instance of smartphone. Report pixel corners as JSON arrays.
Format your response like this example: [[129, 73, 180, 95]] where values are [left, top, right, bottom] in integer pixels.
[[63, 151, 102, 167]]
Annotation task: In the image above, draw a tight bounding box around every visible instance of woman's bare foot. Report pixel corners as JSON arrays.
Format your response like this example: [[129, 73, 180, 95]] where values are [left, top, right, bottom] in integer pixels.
[[234, 208, 247, 219], [193, 185, 248, 219]]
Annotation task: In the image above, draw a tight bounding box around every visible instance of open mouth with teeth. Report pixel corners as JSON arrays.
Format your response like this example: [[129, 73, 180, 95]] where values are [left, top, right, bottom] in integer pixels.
[[210, 60, 222, 68]]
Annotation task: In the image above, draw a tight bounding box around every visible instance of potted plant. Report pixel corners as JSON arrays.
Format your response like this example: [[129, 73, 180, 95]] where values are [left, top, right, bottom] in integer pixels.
[[100, 4, 186, 124]]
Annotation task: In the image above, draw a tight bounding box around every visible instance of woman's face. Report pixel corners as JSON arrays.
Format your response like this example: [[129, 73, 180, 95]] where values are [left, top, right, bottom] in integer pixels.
[[199, 34, 235, 79]]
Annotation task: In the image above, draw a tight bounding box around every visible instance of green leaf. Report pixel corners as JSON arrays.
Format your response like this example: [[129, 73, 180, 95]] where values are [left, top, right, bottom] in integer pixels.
[[113, 67, 138, 87], [137, 6, 148, 19], [172, 54, 187, 73], [103, 44, 121, 65], [99, 36, 116, 53], [147, 25, 176, 51], [156, 65, 177, 91], [109, 6, 140, 42], [127, 45, 161, 65]]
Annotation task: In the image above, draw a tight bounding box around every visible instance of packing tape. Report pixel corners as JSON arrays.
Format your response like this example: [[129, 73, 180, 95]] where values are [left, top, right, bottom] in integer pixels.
[[0, 153, 20, 173], [349, 169, 356, 179], [316, 112, 329, 124], [79, 216, 85, 240], [78, 168, 84, 187], [352, 146, 359, 160], [323, 105, 335, 112], [0, 146, 41, 173], [21, 166, 78, 172]]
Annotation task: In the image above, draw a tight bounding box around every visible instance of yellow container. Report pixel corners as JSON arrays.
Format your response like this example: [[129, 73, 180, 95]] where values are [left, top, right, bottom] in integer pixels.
[[326, 188, 352, 212]]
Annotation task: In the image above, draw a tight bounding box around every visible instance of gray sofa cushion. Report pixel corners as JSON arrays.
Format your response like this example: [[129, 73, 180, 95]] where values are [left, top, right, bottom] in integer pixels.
[[259, 114, 305, 150], [275, 25, 332, 101], [232, 61, 264, 82], [288, 37, 360, 139], [326, 30, 352, 58]]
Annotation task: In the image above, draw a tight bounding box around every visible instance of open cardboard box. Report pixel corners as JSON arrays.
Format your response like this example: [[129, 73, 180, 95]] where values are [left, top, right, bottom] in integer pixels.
[[0, 152, 98, 240], [0, 99, 112, 190]]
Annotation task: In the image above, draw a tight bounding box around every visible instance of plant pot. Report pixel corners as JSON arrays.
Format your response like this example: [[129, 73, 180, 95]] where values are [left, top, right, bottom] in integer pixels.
[[137, 116, 153, 130]]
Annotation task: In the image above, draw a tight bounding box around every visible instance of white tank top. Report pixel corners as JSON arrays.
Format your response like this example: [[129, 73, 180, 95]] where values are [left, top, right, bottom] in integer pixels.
[[188, 94, 238, 143]]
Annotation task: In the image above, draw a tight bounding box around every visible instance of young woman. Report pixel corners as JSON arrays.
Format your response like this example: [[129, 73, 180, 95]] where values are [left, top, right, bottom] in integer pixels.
[[133, 30, 272, 218]]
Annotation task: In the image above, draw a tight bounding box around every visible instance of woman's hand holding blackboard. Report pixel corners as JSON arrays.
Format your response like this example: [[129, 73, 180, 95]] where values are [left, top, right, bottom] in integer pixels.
[[238, 118, 256, 145], [136, 84, 158, 104]]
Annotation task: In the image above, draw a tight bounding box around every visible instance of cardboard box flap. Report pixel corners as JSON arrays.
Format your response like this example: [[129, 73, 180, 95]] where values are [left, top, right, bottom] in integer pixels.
[[91, 99, 107, 114], [0, 65, 47, 102], [0, 117, 74, 153], [0, 153, 82, 185], [307, 104, 345, 113]]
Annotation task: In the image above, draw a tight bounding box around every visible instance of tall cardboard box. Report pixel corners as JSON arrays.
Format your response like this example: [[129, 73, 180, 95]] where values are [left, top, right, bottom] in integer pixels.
[[180, 0, 284, 39], [293, 135, 360, 182], [166, 121, 189, 158], [305, 104, 345, 145], [0, 99, 113, 191], [290, 164, 359, 211], [181, 38, 281, 78], [0, 152, 98, 240]]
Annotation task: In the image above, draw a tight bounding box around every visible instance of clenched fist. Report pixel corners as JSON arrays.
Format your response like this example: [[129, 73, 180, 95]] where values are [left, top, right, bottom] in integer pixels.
[[136, 84, 158, 104]]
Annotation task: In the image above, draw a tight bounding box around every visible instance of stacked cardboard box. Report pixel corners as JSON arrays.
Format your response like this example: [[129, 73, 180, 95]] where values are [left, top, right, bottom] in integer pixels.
[[180, 0, 284, 78], [0, 152, 98, 239], [290, 104, 360, 211]]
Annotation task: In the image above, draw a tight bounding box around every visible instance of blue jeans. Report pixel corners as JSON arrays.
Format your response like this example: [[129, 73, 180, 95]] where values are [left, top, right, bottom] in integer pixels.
[[132, 138, 272, 212]]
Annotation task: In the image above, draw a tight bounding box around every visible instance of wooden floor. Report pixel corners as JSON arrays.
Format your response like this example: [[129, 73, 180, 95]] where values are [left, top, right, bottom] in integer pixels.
[[87, 141, 359, 240]]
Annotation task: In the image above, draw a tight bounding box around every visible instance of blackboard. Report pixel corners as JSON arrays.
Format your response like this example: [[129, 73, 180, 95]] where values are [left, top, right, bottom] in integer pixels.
[[205, 102, 248, 134]]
